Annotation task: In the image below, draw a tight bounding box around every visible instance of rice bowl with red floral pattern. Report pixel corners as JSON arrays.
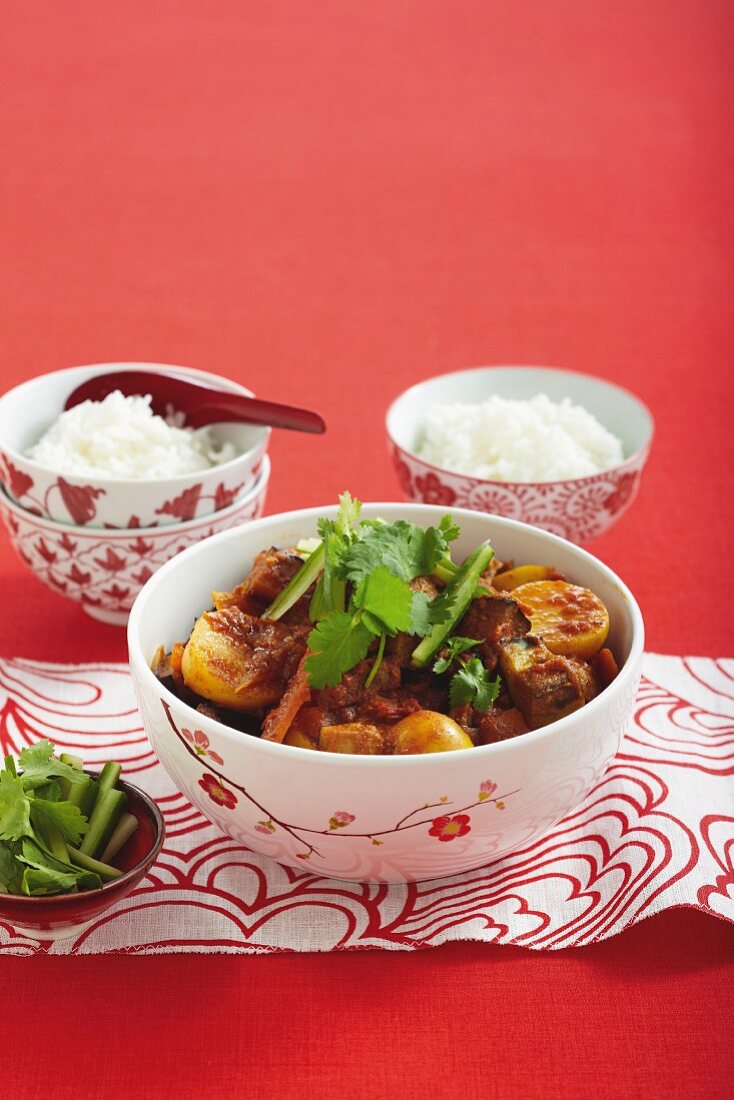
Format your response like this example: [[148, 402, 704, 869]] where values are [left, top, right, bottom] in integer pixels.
[[0, 363, 269, 528], [386, 366, 653, 544]]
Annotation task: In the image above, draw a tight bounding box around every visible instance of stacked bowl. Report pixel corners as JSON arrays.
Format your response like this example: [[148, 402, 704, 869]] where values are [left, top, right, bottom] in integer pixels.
[[0, 363, 271, 624]]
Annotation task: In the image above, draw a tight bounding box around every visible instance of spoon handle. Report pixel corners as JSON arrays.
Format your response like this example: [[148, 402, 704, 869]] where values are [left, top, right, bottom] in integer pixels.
[[64, 370, 326, 434], [183, 398, 325, 433]]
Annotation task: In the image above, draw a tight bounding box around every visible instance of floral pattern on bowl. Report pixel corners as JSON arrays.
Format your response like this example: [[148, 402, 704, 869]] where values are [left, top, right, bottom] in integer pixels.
[[127, 502, 644, 883], [0, 457, 270, 625], [0, 363, 269, 528], [386, 366, 654, 544], [390, 443, 648, 543]]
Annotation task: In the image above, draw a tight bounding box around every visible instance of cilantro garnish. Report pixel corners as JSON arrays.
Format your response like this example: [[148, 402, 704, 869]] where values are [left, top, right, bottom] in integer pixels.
[[0, 742, 131, 897], [305, 612, 374, 691], [0, 770, 31, 842], [30, 797, 89, 847], [304, 503, 462, 689], [448, 658, 501, 713], [17, 739, 86, 790], [339, 514, 459, 587], [432, 637, 482, 675]]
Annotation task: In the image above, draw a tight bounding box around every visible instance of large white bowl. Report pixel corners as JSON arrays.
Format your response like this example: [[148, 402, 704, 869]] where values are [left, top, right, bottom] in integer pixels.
[[0, 456, 270, 625], [128, 503, 644, 883], [0, 363, 269, 528], [386, 366, 654, 543]]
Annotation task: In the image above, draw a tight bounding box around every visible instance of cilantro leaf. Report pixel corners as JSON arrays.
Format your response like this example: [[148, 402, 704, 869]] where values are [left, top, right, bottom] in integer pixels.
[[335, 491, 362, 535], [340, 521, 423, 585], [17, 740, 83, 790], [34, 780, 62, 802], [448, 659, 501, 713], [20, 865, 79, 896], [30, 798, 89, 846], [439, 514, 461, 543], [306, 613, 373, 690], [426, 586, 459, 630], [432, 636, 482, 675], [419, 515, 461, 574], [15, 838, 99, 892], [409, 592, 432, 637], [359, 567, 414, 635], [0, 770, 31, 842], [0, 842, 20, 893]]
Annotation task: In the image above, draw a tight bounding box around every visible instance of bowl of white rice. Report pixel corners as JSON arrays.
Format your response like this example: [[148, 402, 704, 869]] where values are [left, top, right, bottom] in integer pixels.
[[386, 366, 653, 543], [0, 363, 269, 528]]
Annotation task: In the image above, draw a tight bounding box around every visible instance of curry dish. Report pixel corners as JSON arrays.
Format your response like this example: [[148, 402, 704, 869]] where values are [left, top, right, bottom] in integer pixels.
[[152, 498, 619, 755]]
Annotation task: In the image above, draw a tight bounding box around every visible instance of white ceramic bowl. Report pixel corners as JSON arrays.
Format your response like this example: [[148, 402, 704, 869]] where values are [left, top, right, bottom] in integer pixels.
[[0, 456, 270, 625], [0, 363, 270, 528], [128, 502, 644, 883], [386, 367, 654, 543]]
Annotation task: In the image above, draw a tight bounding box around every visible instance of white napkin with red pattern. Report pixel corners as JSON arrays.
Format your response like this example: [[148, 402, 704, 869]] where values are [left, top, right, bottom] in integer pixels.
[[0, 655, 732, 954]]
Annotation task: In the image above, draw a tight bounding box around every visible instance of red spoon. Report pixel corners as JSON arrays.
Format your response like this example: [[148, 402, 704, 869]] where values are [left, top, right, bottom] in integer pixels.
[[64, 369, 326, 434]]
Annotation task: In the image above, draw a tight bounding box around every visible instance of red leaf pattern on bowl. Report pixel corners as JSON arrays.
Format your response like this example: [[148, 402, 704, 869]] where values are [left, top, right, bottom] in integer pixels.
[[57, 532, 77, 555], [93, 547, 127, 572], [213, 481, 245, 511], [102, 583, 130, 600], [0, 488, 266, 617], [35, 538, 57, 563], [1, 456, 34, 499], [127, 537, 155, 557], [56, 478, 106, 524], [155, 484, 203, 522], [67, 564, 92, 585]]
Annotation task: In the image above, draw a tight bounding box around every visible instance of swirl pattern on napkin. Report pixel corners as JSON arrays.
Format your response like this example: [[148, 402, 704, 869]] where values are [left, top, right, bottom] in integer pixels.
[[0, 654, 731, 954]]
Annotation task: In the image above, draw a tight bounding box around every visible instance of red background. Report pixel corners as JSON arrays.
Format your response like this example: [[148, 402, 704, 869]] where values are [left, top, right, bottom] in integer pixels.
[[0, 2, 732, 1097]]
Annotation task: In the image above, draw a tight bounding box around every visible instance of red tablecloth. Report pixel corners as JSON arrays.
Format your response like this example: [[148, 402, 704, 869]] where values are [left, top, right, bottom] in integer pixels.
[[1, 2, 732, 1096]]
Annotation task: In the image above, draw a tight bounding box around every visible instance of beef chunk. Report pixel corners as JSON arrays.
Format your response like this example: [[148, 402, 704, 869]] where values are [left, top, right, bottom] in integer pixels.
[[458, 593, 532, 669], [213, 547, 306, 612], [498, 636, 594, 729], [476, 707, 529, 745]]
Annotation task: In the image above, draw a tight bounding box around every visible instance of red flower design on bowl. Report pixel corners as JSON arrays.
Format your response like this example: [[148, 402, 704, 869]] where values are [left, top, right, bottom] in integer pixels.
[[182, 728, 224, 766], [1, 455, 34, 499], [604, 471, 638, 514], [56, 478, 106, 524], [391, 452, 413, 496], [198, 773, 237, 809], [428, 813, 472, 842], [213, 481, 245, 511], [155, 484, 203, 522], [414, 472, 457, 506]]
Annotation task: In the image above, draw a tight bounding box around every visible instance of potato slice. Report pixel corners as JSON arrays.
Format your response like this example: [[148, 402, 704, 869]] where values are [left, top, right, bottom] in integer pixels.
[[181, 608, 306, 711], [320, 723, 384, 755], [493, 564, 564, 592], [283, 726, 319, 750], [392, 710, 473, 754], [513, 580, 609, 659]]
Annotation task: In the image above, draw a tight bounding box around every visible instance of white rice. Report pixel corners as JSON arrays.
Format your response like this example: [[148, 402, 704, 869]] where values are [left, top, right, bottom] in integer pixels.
[[27, 390, 237, 479], [416, 393, 623, 482]]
